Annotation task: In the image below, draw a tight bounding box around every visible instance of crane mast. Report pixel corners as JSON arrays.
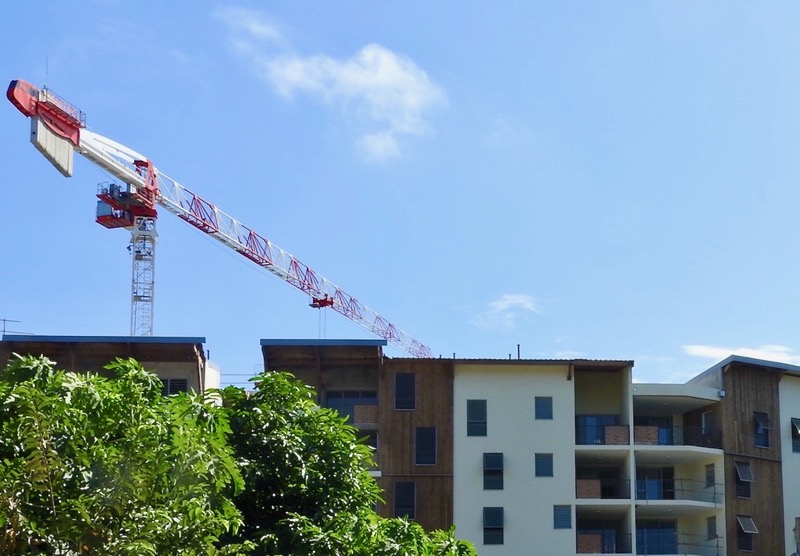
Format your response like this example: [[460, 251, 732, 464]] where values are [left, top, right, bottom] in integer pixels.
[[7, 78, 432, 358]]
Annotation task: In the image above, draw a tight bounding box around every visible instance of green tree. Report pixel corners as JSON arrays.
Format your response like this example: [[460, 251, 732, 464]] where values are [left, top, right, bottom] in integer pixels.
[[220, 372, 476, 556], [0, 355, 245, 555]]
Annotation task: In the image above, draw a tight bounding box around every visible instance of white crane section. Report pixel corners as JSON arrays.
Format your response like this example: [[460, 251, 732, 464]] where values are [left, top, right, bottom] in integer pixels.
[[8, 79, 432, 357]]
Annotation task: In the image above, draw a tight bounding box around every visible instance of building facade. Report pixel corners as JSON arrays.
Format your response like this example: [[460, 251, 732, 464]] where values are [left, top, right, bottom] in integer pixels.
[[261, 341, 800, 556], [0, 335, 220, 394], [5, 335, 798, 554]]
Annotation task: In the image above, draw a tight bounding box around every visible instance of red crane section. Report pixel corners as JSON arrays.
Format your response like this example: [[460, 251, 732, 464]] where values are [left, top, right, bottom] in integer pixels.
[[7, 78, 433, 358]]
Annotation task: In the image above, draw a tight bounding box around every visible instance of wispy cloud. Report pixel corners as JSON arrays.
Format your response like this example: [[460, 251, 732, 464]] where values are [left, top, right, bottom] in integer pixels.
[[216, 7, 446, 161], [472, 294, 541, 332], [683, 344, 800, 365]]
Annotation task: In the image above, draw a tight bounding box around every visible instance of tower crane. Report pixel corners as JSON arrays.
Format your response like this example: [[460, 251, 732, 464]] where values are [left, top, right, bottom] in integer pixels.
[[7, 78, 432, 358]]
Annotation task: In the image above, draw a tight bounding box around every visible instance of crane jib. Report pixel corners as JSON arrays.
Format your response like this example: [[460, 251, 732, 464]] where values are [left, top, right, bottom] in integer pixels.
[[7, 77, 432, 358]]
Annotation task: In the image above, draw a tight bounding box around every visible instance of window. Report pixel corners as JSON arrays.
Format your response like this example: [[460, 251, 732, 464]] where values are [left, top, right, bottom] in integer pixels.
[[160, 378, 188, 396], [705, 463, 715, 488], [636, 467, 675, 500], [467, 399, 487, 436], [415, 427, 436, 465], [535, 396, 553, 420], [483, 507, 504, 545], [576, 414, 619, 445], [792, 418, 800, 453], [753, 412, 771, 448], [483, 453, 503, 490], [636, 520, 677, 554], [735, 461, 754, 499], [707, 516, 717, 540], [535, 453, 554, 477], [394, 482, 415, 519], [736, 514, 758, 551], [325, 390, 377, 422], [701, 410, 713, 435], [395, 373, 415, 410], [554, 505, 572, 529]]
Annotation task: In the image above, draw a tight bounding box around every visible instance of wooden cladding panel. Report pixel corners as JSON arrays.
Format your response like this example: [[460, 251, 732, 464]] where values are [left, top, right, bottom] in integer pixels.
[[721, 362, 785, 554], [721, 362, 782, 459], [724, 455, 784, 555], [379, 360, 454, 476], [378, 475, 453, 532]]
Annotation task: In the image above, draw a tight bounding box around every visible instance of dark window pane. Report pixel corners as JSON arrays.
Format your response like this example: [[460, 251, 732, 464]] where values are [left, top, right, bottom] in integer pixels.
[[394, 482, 415, 519], [415, 427, 436, 465], [395, 373, 415, 410], [554, 505, 571, 529], [535, 453, 554, 477], [467, 399, 487, 436], [535, 396, 553, 420]]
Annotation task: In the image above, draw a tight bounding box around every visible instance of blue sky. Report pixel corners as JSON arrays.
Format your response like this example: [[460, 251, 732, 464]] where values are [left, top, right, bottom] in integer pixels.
[[3, 2, 800, 385]]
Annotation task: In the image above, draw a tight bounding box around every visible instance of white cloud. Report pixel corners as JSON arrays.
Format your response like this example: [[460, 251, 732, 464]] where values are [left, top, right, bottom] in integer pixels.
[[683, 344, 800, 365], [217, 8, 446, 161], [472, 294, 541, 332]]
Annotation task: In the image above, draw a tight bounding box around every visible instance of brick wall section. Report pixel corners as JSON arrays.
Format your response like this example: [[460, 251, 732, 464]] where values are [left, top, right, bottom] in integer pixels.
[[634, 425, 659, 445], [604, 425, 630, 445], [353, 404, 378, 424], [576, 479, 602, 498], [577, 533, 603, 553]]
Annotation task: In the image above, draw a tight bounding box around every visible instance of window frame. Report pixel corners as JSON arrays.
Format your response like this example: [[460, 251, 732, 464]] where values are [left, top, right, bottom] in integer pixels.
[[483, 507, 504, 545], [701, 410, 713, 435], [161, 378, 188, 396], [415, 426, 437, 466], [467, 399, 487, 436], [394, 373, 416, 410], [736, 514, 758, 551], [393, 481, 415, 519], [535, 396, 554, 420], [734, 461, 754, 499], [535, 453, 554, 477], [792, 418, 800, 453], [483, 452, 504, 490], [553, 505, 572, 529], [705, 463, 715, 488], [753, 411, 771, 448], [707, 516, 717, 540]]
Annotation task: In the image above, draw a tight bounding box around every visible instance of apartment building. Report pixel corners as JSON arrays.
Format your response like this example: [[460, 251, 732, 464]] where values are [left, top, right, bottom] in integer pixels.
[[453, 355, 800, 555], [261, 340, 800, 555], [6, 335, 795, 554], [0, 334, 220, 394]]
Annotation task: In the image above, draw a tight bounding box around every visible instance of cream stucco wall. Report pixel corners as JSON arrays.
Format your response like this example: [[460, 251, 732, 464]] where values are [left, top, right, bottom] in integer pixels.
[[779, 374, 800, 555], [453, 363, 576, 555]]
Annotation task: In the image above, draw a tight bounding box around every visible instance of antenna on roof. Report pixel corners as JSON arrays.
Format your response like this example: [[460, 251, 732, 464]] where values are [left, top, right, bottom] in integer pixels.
[[0, 318, 33, 336]]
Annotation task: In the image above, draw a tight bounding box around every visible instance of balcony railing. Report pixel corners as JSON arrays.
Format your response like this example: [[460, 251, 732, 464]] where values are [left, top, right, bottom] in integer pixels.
[[635, 477, 723, 505], [636, 532, 720, 555], [577, 531, 632, 554], [633, 425, 721, 449], [576, 478, 631, 499], [576, 424, 630, 445]]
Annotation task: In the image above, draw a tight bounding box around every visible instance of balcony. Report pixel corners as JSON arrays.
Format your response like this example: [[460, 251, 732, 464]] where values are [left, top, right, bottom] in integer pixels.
[[577, 531, 632, 554], [635, 531, 720, 555], [577, 423, 630, 445], [576, 478, 630, 500], [633, 425, 721, 449], [635, 477, 722, 505]]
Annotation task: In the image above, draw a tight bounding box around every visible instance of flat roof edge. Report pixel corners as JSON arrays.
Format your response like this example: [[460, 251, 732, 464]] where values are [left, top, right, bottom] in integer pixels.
[[260, 339, 387, 347], [1, 335, 206, 345]]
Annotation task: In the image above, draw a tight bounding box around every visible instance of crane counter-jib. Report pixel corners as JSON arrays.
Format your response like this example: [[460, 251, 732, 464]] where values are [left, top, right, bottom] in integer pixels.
[[7, 77, 433, 358]]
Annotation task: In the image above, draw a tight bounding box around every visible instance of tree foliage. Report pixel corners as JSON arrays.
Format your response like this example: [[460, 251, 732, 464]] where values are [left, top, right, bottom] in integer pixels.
[[0, 357, 475, 555], [0, 355, 245, 555], [220, 372, 476, 556]]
